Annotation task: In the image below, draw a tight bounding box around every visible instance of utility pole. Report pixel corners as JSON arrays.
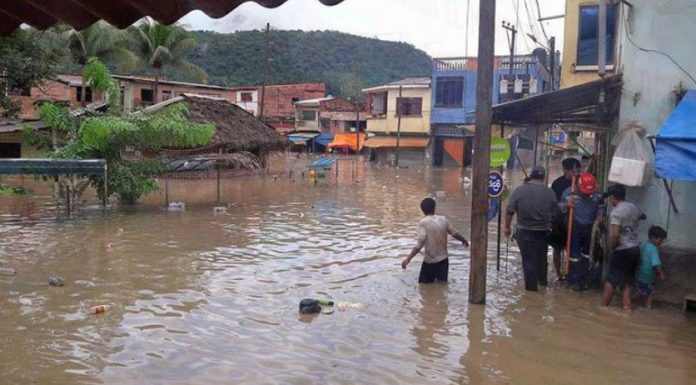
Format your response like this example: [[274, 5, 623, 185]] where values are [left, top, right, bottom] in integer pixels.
[[355, 102, 360, 154], [469, 0, 496, 305], [259, 22, 270, 122], [548, 36, 556, 91], [502, 21, 517, 102], [395, 85, 402, 167]]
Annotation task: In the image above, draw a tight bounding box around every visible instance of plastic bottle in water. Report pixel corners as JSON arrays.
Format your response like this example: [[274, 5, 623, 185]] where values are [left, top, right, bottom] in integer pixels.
[[89, 305, 109, 314]]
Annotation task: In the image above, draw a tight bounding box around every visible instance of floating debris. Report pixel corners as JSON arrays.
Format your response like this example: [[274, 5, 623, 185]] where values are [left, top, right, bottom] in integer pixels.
[[167, 202, 186, 212], [0, 267, 17, 276], [89, 305, 109, 314], [48, 276, 64, 287], [299, 299, 321, 314]]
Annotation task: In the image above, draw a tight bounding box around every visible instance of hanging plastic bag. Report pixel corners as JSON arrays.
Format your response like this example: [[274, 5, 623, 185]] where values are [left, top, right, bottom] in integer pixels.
[[609, 121, 653, 186]]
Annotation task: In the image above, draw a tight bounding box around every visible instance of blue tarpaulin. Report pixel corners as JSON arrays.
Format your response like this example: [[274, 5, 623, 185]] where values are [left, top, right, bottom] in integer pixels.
[[655, 90, 696, 180], [315, 133, 334, 147], [307, 157, 336, 169]]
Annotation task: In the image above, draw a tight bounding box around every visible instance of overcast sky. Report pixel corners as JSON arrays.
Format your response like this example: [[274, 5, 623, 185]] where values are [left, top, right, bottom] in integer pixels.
[[180, 0, 566, 57]]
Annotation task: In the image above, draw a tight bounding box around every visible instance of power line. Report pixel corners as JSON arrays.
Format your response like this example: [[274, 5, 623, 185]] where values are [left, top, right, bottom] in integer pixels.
[[622, 13, 696, 86], [533, 0, 550, 43], [511, 0, 531, 52]]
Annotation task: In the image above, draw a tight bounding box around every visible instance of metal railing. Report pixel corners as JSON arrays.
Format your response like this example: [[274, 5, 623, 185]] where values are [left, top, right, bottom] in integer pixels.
[[434, 57, 471, 72]]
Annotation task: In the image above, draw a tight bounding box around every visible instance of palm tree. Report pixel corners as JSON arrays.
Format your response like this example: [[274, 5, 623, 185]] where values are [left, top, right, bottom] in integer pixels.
[[63, 21, 137, 104], [128, 19, 207, 103]]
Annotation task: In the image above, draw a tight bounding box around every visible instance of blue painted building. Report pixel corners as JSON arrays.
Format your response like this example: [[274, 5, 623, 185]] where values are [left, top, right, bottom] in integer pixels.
[[430, 50, 554, 167]]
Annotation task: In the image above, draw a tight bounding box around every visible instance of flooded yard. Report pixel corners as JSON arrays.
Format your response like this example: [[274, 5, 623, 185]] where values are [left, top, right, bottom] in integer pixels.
[[1, 156, 695, 385]]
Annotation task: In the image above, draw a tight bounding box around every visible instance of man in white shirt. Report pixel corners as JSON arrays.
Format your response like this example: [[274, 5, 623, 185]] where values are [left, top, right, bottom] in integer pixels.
[[402, 197, 469, 283]]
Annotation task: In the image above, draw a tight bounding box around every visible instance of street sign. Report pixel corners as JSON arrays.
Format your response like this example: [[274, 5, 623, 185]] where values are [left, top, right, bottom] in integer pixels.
[[487, 198, 500, 222], [490, 137, 511, 167], [488, 171, 504, 197]]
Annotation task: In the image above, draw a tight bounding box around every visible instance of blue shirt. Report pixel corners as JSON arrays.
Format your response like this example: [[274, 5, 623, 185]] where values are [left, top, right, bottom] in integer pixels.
[[637, 242, 662, 284], [558, 188, 603, 226]]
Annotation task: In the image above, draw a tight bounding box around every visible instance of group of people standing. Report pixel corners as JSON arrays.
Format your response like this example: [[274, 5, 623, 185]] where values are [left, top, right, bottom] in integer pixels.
[[400, 158, 666, 311], [505, 159, 668, 310]]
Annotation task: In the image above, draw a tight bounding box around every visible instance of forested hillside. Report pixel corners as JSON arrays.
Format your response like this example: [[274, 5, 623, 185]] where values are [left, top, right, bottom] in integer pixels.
[[186, 30, 431, 95], [75, 30, 432, 97]]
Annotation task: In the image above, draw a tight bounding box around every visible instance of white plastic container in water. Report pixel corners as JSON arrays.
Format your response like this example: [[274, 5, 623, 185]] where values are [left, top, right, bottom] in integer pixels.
[[609, 156, 650, 187]]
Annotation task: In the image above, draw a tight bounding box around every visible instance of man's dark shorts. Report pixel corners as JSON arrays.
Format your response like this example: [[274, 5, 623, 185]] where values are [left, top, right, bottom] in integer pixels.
[[607, 246, 640, 289], [419, 258, 449, 283], [635, 281, 655, 296]]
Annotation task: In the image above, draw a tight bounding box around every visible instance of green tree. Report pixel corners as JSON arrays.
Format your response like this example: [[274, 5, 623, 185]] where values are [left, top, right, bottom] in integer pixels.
[[25, 60, 215, 205], [63, 21, 137, 104], [0, 29, 64, 118], [128, 19, 207, 103]]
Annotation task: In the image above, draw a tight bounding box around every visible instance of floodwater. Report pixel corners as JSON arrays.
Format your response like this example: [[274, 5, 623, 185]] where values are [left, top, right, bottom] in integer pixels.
[[1, 154, 695, 385]]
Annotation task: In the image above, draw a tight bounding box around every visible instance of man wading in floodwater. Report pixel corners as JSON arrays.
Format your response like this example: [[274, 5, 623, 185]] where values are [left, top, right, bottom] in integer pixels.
[[401, 197, 469, 283], [505, 166, 558, 291]]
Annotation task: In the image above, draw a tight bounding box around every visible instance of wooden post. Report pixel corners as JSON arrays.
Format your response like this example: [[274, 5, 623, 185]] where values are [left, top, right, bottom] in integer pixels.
[[216, 167, 221, 204], [497, 124, 504, 271], [564, 176, 577, 277], [165, 174, 169, 207], [103, 163, 108, 211], [395, 85, 403, 167], [259, 22, 270, 122], [469, 0, 496, 305]]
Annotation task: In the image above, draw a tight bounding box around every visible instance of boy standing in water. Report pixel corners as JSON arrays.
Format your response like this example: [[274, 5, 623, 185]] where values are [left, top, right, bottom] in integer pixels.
[[602, 184, 643, 311], [402, 197, 469, 283], [636, 226, 668, 309]]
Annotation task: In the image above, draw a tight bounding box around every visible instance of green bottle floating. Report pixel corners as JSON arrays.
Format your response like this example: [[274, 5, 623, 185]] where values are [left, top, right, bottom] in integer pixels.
[[317, 298, 334, 306]]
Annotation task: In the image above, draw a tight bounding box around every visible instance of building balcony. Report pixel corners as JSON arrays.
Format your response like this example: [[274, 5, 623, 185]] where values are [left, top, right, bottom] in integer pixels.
[[433, 57, 473, 72]]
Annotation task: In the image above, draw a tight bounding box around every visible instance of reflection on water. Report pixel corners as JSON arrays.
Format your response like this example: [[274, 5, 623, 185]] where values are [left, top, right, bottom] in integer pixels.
[[0, 155, 695, 385]]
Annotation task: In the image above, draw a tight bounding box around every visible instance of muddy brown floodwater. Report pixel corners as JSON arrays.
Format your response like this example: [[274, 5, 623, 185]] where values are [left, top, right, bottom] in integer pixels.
[[1, 154, 695, 385]]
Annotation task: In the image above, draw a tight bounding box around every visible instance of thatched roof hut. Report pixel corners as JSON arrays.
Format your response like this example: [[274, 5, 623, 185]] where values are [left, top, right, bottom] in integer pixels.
[[141, 94, 287, 154]]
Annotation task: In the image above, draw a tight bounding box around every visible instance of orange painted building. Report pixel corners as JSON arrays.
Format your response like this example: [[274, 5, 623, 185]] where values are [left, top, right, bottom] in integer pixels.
[[9, 74, 106, 120]]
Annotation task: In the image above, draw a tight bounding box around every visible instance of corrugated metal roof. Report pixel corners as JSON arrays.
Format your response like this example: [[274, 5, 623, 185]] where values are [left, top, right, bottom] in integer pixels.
[[387, 77, 431, 86], [362, 77, 431, 93], [0, 0, 345, 36]]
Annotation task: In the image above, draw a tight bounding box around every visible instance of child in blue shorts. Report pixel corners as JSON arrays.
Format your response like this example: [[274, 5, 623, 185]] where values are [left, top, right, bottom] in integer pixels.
[[636, 226, 668, 309]]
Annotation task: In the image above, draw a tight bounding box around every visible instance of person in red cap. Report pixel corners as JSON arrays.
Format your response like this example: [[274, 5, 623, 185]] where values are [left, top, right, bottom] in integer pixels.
[[558, 172, 604, 291]]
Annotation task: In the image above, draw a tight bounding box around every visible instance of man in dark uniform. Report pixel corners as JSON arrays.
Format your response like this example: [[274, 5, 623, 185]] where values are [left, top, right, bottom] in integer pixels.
[[548, 158, 581, 280]]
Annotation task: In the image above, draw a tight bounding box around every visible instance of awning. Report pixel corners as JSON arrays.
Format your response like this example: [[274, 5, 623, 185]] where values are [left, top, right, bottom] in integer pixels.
[[328, 133, 366, 151], [0, 1, 345, 35], [655, 90, 696, 180], [364, 136, 430, 149], [492, 75, 623, 127], [287, 133, 319, 145], [0, 159, 106, 175], [315, 133, 335, 147]]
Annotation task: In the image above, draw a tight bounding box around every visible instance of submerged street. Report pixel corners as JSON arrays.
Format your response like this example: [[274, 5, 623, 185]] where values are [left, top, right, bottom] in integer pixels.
[[1, 156, 694, 385]]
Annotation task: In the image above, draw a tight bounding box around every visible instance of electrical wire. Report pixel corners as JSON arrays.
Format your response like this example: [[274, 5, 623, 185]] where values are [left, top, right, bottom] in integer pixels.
[[533, 0, 550, 43], [511, 0, 532, 52], [623, 13, 696, 86]]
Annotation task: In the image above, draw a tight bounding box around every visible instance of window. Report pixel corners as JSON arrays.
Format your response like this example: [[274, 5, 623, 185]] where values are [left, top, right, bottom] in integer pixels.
[[141, 88, 154, 103], [320, 118, 331, 129], [241, 92, 253, 102], [301, 109, 317, 121], [577, 4, 618, 66], [371, 92, 388, 116], [0, 143, 21, 158], [77, 86, 93, 102], [435, 77, 464, 107], [396, 97, 423, 116], [162, 90, 172, 100]]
